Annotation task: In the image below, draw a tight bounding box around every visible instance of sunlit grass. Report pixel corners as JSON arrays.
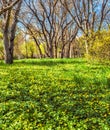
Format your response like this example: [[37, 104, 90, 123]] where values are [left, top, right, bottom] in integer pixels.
[[0, 58, 110, 129]]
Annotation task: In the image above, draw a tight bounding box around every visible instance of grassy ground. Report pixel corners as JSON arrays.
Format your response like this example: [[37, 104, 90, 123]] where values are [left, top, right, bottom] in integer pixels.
[[0, 58, 110, 130]]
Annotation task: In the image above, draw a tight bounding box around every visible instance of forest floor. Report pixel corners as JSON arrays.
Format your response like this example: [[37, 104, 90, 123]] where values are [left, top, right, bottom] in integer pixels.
[[0, 58, 110, 129]]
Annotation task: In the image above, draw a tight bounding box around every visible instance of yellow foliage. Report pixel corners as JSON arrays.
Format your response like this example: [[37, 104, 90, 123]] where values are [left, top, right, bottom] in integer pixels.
[[79, 29, 110, 61]]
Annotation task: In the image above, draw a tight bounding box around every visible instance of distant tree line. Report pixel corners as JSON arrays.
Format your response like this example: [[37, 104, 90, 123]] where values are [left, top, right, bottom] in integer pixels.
[[0, 0, 110, 64]]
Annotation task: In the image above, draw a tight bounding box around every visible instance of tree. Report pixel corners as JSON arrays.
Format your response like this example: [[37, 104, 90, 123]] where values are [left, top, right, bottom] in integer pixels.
[[89, 29, 110, 60], [2, 0, 22, 64], [61, 0, 110, 56], [23, 0, 78, 58]]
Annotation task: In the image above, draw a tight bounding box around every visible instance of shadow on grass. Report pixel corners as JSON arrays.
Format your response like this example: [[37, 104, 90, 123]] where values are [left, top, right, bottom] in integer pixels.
[[1, 83, 110, 129], [12, 58, 87, 67]]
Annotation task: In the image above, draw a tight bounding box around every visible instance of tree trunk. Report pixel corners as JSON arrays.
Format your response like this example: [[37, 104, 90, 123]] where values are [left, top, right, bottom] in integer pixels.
[[54, 46, 58, 58], [3, 25, 13, 64], [66, 42, 71, 58], [4, 50, 13, 64], [33, 36, 43, 58], [85, 39, 89, 56], [61, 45, 65, 58], [3, 10, 13, 64], [50, 47, 54, 58], [4, 34, 13, 64], [3, 0, 22, 64], [49, 41, 54, 58]]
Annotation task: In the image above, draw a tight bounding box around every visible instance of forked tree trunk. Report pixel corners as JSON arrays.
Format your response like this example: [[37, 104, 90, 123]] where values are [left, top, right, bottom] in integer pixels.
[[3, 0, 22, 64], [3, 10, 13, 64]]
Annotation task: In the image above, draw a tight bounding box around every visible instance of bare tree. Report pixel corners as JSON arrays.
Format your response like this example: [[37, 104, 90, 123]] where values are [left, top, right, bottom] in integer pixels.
[[18, 3, 44, 58], [61, 0, 110, 55], [23, 0, 78, 58]]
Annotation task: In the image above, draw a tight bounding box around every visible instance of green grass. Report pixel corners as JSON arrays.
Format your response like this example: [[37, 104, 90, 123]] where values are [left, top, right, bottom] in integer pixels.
[[0, 58, 110, 130]]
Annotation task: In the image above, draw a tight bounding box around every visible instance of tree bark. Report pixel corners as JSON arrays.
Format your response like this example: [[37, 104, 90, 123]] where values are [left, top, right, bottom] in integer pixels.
[[61, 45, 65, 58], [3, 0, 22, 64], [66, 42, 71, 58], [3, 10, 12, 64]]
